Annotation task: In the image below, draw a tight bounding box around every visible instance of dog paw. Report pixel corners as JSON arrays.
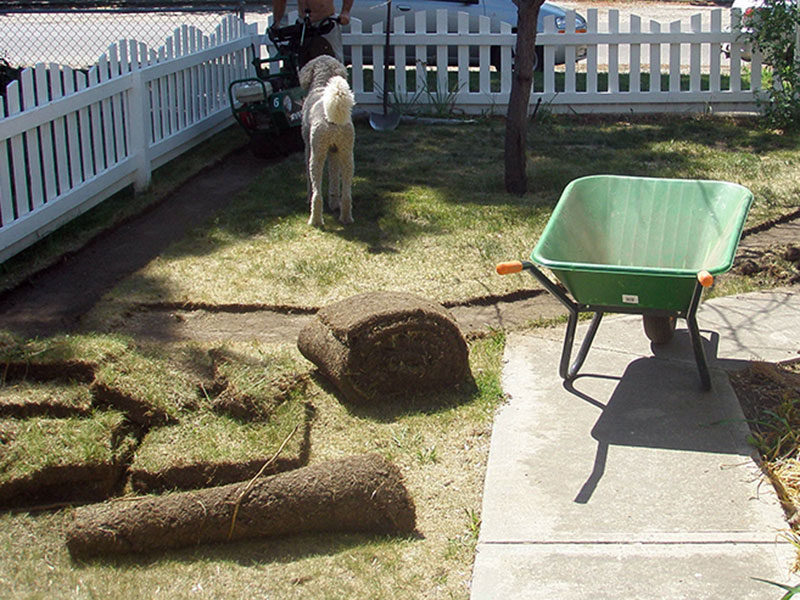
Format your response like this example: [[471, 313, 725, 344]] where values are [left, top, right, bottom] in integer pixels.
[[308, 216, 324, 227], [339, 214, 354, 225]]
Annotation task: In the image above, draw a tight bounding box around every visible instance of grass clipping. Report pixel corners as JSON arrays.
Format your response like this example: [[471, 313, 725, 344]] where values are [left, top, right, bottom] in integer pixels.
[[65, 453, 416, 559], [297, 292, 470, 405]]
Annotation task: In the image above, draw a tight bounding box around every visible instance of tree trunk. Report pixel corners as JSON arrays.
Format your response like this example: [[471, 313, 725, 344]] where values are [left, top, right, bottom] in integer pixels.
[[504, 0, 544, 195]]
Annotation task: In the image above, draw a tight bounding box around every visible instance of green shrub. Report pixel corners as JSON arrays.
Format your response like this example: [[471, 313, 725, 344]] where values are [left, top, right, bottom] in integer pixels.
[[741, 0, 800, 130]]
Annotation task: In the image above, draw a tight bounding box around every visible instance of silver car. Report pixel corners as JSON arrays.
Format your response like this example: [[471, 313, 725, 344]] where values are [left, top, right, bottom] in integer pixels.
[[346, 0, 587, 71]]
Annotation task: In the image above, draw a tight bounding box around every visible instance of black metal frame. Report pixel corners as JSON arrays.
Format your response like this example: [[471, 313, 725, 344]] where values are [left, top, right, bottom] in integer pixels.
[[517, 261, 712, 391]]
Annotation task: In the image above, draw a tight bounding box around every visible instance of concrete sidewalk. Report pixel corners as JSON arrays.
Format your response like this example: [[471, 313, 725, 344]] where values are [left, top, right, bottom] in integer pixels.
[[471, 288, 800, 599]]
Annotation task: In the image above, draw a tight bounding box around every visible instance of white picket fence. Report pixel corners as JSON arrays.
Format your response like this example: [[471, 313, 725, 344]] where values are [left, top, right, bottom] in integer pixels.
[[0, 15, 254, 263], [0, 8, 771, 262], [342, 8, 763, 115]]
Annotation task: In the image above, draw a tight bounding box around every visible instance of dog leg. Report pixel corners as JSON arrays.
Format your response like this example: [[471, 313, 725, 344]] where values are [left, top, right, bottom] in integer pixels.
[[308, 145, 328, 227], [338, 146, 354, 225], [328, 154, 341, 212], [305, 142, 312, 209]]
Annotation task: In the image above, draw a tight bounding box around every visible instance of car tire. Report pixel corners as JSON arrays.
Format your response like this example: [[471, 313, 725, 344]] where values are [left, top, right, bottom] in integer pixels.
[[490, 45, 544, 73], [532, 46, 543, 72]]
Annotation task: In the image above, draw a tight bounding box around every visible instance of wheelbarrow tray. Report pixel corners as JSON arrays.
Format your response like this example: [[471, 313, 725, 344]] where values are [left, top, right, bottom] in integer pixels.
[[532, 175, 753, 313]]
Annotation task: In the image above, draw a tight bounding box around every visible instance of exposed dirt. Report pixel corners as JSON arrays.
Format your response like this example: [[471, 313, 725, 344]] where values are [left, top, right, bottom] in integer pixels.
[[729, 359, 800, 526], [0, 146, 268, 339]]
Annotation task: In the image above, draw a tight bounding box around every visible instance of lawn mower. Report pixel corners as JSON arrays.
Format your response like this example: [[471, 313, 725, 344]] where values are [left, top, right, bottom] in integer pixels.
[[228, 12, 339, 159]]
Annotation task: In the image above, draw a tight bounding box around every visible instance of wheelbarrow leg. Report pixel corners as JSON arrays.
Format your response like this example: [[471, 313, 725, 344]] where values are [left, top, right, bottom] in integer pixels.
[[561, 310, 603, 380], [517, 261, 604, 381], [686, 279, 712, 391]]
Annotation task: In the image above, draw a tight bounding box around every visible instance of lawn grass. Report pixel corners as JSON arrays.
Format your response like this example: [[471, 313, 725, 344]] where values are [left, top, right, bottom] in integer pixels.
[[0, 382, 94, 418], [0, 333, 506, 600], [0, 332, 131, 366], [0, 412, 129, 483], [1, 112, 799, 598], [91, 113, 800, 312], [130, 401, 307, 473], [0, 411, 135, 506], [92, 343, 214, 424], [363, 64, 754, 98]]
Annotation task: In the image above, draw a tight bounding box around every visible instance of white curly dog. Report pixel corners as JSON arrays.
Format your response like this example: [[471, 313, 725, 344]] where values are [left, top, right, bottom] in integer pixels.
[[299, 55, 356, 227]]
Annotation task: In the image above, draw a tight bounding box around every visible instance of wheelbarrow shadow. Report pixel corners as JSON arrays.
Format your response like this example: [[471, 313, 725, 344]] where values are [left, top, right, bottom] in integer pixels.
[[567, 327, 754, 504]]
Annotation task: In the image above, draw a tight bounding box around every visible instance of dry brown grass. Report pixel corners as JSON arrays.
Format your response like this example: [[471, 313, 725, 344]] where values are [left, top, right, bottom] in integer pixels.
[[730, 359, 800, 566]]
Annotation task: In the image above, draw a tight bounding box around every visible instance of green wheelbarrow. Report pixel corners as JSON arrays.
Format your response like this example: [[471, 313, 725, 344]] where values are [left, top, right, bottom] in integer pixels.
[[497, 175, 753, 391]]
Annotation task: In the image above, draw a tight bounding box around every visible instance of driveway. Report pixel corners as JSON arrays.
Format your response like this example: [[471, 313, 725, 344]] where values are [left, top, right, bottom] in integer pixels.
[[558, 0, 736, 70]]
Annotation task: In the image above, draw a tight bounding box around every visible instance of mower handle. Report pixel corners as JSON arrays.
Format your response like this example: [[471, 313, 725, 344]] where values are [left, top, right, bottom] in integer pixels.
[[268, 13, 340, 45]]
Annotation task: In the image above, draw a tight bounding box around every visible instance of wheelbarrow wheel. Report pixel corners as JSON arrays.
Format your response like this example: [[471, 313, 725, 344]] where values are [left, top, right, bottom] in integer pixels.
[[643, 315, 677, 345]]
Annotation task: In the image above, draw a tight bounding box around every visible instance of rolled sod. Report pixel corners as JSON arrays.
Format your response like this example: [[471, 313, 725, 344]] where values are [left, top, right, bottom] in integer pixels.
[[297, 291, 470, 404], [65, 453, 416, 559]]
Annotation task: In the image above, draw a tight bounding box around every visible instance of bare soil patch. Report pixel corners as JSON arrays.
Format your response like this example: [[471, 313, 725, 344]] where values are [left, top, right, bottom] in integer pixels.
[[729, 359, 800, 526]]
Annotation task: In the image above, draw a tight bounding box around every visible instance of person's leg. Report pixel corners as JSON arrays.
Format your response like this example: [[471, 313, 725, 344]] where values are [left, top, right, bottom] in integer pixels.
[[322, 23, 344, 63]]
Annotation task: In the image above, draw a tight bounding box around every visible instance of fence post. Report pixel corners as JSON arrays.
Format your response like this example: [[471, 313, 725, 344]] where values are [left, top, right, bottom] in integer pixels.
[[128, 61, 152, 192]]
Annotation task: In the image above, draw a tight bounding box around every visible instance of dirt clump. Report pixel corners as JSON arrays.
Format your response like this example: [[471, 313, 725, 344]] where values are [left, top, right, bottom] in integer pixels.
[[733, 243, 800, 284], [66, 453, 416, 559], [298, 292, 471, 405]]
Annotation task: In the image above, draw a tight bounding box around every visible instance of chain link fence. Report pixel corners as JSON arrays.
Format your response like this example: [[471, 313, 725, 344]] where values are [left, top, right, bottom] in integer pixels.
[[0, 2, 271, 70]]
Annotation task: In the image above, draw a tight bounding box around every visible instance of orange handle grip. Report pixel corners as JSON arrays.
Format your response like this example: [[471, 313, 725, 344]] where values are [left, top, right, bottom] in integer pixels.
[[697, 271, 714, 288], [496, 261, 524, 275]]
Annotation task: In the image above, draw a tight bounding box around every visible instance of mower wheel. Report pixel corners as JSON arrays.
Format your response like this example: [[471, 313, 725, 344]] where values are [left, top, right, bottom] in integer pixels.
[[281, 127, 305, 154], [248, 129, 305, 160], [249, 132, 284, 160]]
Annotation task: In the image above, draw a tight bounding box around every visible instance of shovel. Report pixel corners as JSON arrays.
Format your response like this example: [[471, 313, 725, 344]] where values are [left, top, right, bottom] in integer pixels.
[[369, 0, 401, 131]]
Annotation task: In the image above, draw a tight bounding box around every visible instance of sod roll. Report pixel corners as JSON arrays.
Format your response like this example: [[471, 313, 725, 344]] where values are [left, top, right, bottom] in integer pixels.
[[297, 291, 470, 404], [66, 453, 415, 559]]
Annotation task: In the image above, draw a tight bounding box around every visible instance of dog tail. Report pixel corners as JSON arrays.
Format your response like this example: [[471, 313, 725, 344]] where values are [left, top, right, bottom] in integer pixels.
[[322, 75, 355, 125]]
